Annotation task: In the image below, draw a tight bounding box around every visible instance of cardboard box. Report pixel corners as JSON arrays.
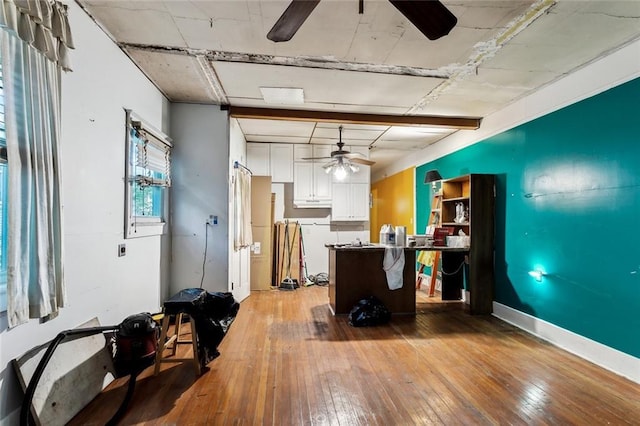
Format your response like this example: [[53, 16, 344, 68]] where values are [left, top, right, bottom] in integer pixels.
[[250, 176, 274, 290], [251, 176, 273, 227], [250, 225, 273, 290]]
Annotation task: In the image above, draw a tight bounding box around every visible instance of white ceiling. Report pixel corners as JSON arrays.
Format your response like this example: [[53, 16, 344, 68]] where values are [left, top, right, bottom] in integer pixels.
[[78, 0, 640, 173]]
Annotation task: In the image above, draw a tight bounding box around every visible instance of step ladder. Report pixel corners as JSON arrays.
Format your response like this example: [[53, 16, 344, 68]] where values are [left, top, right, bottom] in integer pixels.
[[416, 190, 442, 296]]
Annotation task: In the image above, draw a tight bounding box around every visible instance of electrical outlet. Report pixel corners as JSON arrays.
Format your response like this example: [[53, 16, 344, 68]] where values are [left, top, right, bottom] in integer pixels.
[[118, 243, 126, 257], [206, 214, 218, 225]]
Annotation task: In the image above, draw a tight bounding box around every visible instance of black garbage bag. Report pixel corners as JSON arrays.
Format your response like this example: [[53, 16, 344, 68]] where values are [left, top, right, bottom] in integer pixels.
[[348, 296, 391, 327], [163, 289, 240, 368], [190, 291, 240, 366]]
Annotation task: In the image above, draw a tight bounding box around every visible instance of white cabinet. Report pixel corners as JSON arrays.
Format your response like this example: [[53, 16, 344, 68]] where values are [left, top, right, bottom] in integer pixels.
[[247, 144, 270, 176], [270, 144, 293, 183], [293, 162, 332, 207], [293, 145, 332, 208], [331, 183, 370, 221], [246, 143, 293, 183], [294, 145, 313, 161], [330, 145, 370, 221], [294, 144, 332, 161]]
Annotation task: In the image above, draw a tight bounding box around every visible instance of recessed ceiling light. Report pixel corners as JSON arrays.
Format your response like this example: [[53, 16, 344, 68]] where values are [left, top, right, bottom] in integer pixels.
[[260, 87, 304, 105]]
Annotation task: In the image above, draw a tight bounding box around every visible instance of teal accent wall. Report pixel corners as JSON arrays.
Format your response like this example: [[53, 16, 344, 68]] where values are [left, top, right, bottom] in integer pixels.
[[416, 77, 640, 358]]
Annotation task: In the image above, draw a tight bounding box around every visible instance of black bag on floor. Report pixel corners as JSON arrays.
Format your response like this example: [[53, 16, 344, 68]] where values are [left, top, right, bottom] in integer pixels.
[[348, 296, 391, 327], [191, 291, 240, 366]]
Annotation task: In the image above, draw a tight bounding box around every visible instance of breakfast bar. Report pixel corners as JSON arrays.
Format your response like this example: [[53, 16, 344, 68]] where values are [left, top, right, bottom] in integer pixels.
[[326, 244, 469, 315]]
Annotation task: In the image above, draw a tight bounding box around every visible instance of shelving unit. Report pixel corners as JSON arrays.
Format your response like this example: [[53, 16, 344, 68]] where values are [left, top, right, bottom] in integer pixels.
[[441, 176, 471, 236], [427, 191, 442, 232], [439, 174, 495, 314]]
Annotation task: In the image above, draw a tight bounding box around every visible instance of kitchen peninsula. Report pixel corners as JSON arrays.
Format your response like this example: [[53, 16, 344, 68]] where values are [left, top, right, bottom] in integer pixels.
[[327, 244, 469, 315]]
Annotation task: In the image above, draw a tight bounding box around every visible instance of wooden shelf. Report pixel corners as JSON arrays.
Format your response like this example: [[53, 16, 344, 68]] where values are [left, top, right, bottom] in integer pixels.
[[440, 173, 495, 314]]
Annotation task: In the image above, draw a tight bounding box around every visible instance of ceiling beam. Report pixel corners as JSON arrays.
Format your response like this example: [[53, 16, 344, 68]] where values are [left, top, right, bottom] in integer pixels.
[[228, 106, 481, 130], [120, 43, 451, 79]]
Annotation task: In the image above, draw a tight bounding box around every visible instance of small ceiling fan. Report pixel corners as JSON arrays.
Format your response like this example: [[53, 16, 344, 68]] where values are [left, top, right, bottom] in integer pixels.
[[303, 126, 376, 172], [267, 0, 457, 43]]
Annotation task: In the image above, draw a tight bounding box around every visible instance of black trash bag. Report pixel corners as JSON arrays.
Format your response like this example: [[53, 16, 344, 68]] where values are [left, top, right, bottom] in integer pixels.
[[190, 291, 240, 367], [348, 296, 391, 327]]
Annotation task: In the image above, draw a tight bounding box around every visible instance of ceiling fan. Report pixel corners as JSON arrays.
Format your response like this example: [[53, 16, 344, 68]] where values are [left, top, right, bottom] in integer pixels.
[[267, 0, 457, 43], [303, 126, 376, 179]]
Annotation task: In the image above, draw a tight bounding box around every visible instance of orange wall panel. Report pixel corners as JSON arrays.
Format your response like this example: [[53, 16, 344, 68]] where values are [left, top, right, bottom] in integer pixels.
[[370, 167, 415, 242]]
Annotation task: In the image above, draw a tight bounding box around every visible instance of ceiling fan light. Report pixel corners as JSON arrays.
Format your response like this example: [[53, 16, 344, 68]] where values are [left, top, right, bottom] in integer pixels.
[[348, 163, 360, 173], [334, 164, 348, 181]]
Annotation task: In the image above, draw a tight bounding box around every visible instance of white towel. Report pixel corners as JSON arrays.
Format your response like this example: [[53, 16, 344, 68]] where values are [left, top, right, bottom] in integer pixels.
[[383, 248, 405, 290]]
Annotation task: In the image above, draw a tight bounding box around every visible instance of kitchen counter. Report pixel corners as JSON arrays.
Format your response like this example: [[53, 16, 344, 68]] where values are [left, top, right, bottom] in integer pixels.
[[325, 243, 469, 252], [327, 246, 419, 315], [327, 244, 470, 315]]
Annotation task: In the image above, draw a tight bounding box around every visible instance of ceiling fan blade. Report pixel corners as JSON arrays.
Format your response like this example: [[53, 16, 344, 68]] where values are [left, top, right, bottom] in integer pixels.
[[349, 157, 375, 166], [301, 156, 332, 161], [388, 0, 457, 41], [267, 0, 321, 42]]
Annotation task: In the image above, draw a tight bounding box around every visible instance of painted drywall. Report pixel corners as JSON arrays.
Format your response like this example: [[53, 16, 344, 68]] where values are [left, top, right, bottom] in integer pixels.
[[0, 1, 170, 421], [416, 77, 640, 358], [370, 167, 415, 241], [170, 104, 230, 295]]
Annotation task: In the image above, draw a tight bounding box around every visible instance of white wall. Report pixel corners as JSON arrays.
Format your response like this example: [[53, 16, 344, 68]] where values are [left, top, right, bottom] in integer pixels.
[[0, 1, 170, 422], [170, 104, 230, 294]]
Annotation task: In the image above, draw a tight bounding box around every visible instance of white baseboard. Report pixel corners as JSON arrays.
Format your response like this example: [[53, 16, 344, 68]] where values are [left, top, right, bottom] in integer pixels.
[[493, 302, 640, 384]]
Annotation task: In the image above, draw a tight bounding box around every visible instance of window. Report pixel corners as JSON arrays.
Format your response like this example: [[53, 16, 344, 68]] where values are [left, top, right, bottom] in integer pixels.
[[0, 57, 6, 311], [125, 110, 172, 238]]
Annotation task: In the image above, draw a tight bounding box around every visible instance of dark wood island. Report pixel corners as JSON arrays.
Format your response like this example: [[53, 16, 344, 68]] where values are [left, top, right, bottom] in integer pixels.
[[327, 245, 417, 315], [327, 245, 475, 315]]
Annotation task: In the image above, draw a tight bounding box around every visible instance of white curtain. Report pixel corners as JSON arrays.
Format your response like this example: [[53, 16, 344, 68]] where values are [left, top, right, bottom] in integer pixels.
[[0, 0, 75, 70], [233, 165, 252, 250], [2, 29, 64, 328]]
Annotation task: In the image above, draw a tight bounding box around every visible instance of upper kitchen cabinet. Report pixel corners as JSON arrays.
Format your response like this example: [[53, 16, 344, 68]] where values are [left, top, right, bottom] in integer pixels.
[[330, 146, 370, 221], [246, 143, 269, 176], [293, 145, 333, 208], [331, 183, 370, 221], [270, 144, 294, 183], [246, 143, 293, 183]]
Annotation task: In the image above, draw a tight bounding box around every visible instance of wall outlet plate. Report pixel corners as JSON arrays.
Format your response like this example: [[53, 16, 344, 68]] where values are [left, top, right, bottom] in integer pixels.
[[118, 243, 126, 257]]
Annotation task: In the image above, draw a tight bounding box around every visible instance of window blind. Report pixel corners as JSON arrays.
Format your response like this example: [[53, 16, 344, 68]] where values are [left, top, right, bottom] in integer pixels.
[[131, 120, 171, 187]]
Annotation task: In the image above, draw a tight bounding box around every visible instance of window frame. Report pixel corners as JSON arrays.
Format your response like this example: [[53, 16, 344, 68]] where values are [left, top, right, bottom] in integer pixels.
[[124, 109, 172, 239], [0, 53, 6, 312]]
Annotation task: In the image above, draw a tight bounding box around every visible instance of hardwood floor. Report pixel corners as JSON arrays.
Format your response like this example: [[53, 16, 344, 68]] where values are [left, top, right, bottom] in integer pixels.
[[70, 286, 640, 425]]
